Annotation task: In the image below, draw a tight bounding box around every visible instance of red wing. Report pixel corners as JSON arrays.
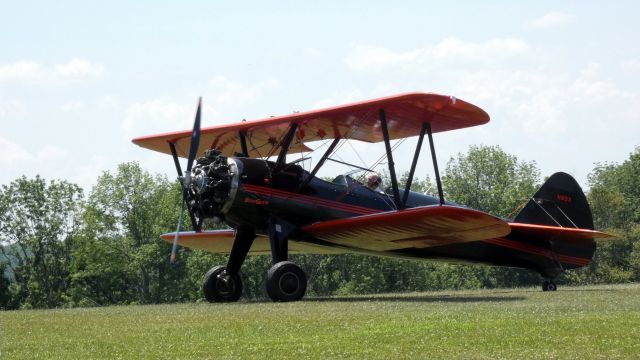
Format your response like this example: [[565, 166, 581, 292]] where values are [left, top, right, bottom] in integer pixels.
[[508, 223, 615, 243], [159, 230, 344, 254], [132, 92, 489, 158], [302, 206, 510, 251]]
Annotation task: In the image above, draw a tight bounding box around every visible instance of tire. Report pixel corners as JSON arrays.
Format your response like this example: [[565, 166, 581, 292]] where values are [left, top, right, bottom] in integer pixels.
[[542, 280, 557, 292], [202, 265, 242, 302], [266, 261, 307, 302]]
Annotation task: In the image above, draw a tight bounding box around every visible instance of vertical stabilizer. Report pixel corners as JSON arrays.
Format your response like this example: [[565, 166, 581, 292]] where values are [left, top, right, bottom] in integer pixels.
[[514, 172, 594, 230]]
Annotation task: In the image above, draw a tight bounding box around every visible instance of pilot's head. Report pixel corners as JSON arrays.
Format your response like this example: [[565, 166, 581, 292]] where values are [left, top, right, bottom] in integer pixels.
[[367, 173, 382, 189]]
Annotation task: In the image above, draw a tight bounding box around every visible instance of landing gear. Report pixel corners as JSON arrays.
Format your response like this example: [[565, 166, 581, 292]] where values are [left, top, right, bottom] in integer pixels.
[[201, 218, 309, 303], [202, 227, 255, 303], [203, 266, 243, 302], [542, 279, 557, 292], [266, 261, 307, 302], [264, 217, 308, 302]]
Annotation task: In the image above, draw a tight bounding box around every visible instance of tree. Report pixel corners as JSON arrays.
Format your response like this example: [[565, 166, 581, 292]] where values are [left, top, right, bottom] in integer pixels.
[[588, 147, 640, 230], [579, 147, 640, 283], [0, 262, 11, 309], [69, 162, 186, 305], [0, 176, 83, 308], [398, 172, 435, 194], [442, 145, 540, 218]]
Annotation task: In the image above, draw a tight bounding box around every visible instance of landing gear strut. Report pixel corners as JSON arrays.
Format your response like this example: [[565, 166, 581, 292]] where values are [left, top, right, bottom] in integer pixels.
[[542, 279, 557, 292], [202, 226, 256, 303], [265, 217, 307, 302]]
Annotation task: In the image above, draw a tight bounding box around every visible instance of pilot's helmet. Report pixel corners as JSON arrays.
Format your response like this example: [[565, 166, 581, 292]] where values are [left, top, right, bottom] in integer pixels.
[[367, 173, 382, 188]]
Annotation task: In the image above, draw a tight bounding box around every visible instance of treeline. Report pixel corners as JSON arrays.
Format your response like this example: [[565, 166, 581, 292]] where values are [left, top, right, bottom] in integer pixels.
[[1, 145, 639, 309]]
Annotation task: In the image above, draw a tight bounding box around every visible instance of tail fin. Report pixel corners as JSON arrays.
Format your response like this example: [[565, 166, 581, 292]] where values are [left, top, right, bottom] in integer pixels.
[[514, 172, 594, 230]]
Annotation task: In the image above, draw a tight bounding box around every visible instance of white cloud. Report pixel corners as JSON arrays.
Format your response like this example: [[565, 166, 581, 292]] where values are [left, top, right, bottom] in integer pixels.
[[310, 90, 366, 110], [0, 137, 32, 166], [54, 58, 105, 79], [621, 59, 640, 73], [344, 46, 422, 69], [0, 137, 101, 191], [34, 145, 69, 162], [529, 12, 576, 29], [0, 99, 27, 118], [124, 76, 283, 139], [0, 61, 43, 81], [0, 59, 105, 83], [343, 37, 637, 144], [344, 37, 529, 71], [98, 95, 119, 109], [207, 76, 280, 108], [304, 47, 324, 58], [123, 100, 194, 139], [569, 63, 632, 100], [60, 101, 85, 112], [432, 38, 528, 60], [0, 138, 69, 175]]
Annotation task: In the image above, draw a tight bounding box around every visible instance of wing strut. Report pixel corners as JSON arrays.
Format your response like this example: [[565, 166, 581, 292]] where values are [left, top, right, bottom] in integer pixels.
[[276, 123, 298, 167], [297, 138, 340, 191], [402, 122, 428, 207], [426, 123, 445, 205], [379, 109, 402, 209], [238, 131, 249, 157]]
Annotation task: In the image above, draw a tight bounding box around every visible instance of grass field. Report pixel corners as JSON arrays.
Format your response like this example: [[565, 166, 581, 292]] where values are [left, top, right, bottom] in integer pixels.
[[1, 284, 639, 359]]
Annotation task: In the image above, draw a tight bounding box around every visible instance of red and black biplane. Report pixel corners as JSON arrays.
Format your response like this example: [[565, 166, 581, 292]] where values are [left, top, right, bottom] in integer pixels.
[[132, 92, 613, 302]]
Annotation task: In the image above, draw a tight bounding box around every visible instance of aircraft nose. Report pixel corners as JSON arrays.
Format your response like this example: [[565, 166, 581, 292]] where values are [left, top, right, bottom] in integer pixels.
[[190, 150, 236, 219]]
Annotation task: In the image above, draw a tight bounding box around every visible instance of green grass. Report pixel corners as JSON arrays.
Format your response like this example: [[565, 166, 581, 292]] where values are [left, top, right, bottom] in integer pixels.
[[2, 284, 640, 359]]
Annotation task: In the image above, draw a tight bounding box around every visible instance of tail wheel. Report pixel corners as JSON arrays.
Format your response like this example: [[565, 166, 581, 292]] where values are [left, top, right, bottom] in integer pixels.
[[542, 279, 557, 292], [266, 261, 307, 302], [203, 265, 242, 302]]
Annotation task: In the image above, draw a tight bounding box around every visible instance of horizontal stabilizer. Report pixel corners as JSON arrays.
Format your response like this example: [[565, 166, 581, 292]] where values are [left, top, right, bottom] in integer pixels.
[[507, 223, 614, 271], [302, 205, 511, 251], [509, 223, 615, 243]]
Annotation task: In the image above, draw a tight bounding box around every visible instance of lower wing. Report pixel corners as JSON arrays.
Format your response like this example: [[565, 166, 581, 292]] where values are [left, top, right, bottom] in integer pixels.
[[161, 206, 511, 254]]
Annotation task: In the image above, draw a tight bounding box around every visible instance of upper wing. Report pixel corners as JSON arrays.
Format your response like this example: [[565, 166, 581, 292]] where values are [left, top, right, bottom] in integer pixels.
[[301, 205, 510, 251], [160, 229, 345, 255], [132, 92, 489, 159]]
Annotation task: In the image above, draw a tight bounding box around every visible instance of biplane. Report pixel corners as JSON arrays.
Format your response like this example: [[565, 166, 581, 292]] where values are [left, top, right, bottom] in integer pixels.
[[132, 92, 613, 302]]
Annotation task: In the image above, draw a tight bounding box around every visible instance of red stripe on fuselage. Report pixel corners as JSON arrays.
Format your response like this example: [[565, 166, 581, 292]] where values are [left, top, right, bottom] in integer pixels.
[[242, 184, 379, 215]]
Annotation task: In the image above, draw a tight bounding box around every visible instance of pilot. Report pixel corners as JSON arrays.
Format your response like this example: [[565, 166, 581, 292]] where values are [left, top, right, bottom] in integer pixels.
[[367, 173, 384, 193]]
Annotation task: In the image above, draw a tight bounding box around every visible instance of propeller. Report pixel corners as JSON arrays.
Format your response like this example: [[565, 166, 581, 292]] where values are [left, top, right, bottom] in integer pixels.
[[170, 97, 202, 263]]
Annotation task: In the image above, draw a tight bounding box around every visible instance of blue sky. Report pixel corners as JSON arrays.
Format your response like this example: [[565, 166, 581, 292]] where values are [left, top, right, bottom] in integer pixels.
[[2, 1, 639, 191]]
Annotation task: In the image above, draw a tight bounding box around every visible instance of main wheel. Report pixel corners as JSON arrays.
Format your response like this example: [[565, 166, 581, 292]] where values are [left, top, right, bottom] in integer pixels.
[[542, 279, 557, 292], [266, 261, 307, 302], [203, 265, 242, 302]]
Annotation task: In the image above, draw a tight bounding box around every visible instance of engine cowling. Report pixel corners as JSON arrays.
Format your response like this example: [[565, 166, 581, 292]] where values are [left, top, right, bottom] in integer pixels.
[[189, 150, 239, 221]]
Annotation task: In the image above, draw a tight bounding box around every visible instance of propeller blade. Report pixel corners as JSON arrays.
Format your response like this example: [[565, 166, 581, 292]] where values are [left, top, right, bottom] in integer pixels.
[[186, 97, 202, 173], [171, 97, 203, 263], [170, 198, 186, 263]]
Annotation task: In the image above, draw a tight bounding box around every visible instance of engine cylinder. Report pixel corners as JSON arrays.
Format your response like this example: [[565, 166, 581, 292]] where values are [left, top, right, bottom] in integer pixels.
[[189, 150, 239, 220]]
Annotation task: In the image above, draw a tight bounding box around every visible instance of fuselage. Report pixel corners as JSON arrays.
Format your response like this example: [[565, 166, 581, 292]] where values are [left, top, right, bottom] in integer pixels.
[[220, 157, 447, 230]]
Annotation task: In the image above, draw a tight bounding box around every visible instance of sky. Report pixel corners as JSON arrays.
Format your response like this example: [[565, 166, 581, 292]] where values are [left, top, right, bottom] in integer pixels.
[[1, 1, 639, 192]]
